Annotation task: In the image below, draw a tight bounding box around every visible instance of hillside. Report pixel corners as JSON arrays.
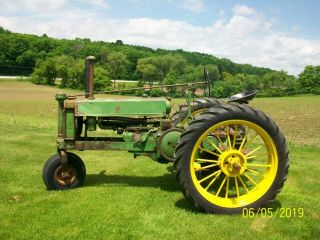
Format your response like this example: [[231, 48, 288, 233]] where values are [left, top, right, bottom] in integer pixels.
[[0, 27, 272, 77], [1, 27, 319, 97]]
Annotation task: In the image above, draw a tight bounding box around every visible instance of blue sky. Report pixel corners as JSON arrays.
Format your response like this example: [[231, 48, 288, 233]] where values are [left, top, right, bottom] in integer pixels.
[[1, 0, 319, 75], [87, 0, 320, 38]]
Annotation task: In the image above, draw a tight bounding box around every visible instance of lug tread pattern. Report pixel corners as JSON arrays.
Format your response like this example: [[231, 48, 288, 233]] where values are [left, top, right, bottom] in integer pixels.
[[174, 104, 289, 214]]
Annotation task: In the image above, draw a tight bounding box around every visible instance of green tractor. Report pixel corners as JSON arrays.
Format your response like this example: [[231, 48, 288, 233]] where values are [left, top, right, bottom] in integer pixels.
[[43, 56, 289, 214]]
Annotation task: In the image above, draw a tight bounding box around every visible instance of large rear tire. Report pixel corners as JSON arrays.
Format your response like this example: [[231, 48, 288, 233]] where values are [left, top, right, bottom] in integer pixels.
[[174, 104, 289, 214], [172, 98, 225, 127]]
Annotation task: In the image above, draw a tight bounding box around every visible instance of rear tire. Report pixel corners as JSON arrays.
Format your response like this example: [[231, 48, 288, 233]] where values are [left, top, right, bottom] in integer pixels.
[[43, 152, 86, 190], [172, 98, 225, 127], [174, 104, 289, 214]]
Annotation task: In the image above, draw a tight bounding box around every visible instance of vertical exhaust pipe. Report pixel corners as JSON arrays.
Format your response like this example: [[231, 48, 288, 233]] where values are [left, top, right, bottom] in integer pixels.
[[85, 56, 96, 99]]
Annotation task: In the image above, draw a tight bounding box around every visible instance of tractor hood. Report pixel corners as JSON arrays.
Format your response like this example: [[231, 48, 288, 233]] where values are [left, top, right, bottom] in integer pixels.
[[75, 98, 171, 118]]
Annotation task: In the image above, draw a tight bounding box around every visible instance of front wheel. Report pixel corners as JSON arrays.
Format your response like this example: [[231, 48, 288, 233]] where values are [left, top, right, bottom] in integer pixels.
[[174, 104, 289, 214], [42, 152, 86, 190]]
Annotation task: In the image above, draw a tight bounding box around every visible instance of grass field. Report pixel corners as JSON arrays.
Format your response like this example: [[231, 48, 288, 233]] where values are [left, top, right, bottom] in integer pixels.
[[0, 80, 319, 239]]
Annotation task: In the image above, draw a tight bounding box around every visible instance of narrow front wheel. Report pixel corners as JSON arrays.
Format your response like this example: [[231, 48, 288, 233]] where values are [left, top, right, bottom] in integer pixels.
[[42, 152, 86, 190]]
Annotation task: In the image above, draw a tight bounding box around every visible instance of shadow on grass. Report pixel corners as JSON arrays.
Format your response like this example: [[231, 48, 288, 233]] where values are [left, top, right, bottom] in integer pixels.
[[85, 170, 283, 214], [85, 170, 179, 192], [175, 198, 283, 214], [263, 199, 282, 210], [85, 169, 203, 212], [175, 198, 201, 213]]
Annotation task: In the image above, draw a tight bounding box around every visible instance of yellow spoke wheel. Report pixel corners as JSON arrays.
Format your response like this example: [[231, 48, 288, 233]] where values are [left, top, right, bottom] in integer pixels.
[[174, 104, 289, 214]]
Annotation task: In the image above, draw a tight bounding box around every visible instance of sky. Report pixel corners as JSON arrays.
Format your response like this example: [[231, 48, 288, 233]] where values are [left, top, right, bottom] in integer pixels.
[[0, 0, 319, 75]]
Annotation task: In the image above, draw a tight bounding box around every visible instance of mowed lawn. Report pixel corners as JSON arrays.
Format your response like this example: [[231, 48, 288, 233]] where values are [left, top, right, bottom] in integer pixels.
[[0, 80, 319, 240]]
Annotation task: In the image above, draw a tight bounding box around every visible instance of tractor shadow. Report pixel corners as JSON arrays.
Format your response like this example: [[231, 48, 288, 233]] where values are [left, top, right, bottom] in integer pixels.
[[262, 199, 282, 210], [84, 170, 282, 214], [174, 198, 200, 213], [85, 170, 180, 192], [85, 170, 200, 213]]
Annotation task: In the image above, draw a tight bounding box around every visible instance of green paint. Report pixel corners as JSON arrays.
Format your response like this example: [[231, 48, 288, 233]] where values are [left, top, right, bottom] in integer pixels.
[[122, 132, 134, 142], [55, 93, 67, 101], [77, 98, 170, 117], [57, 105, 63, 136], [55, 94, 67, 137], [65, 109, 75, 139], [159, 130, 182, 159]]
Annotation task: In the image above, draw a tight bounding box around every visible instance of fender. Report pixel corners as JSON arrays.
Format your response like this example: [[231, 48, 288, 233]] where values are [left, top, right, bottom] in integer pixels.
[[227, 90, 259, 104]]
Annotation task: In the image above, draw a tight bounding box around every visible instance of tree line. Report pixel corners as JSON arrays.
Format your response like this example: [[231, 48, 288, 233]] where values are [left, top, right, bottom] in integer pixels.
[[0, 27, 319, 97]]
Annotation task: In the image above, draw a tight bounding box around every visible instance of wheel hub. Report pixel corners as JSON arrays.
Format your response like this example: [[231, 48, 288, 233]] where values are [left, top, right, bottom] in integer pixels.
[[54, 165, 76, 186], [219, 150, 247, 177]]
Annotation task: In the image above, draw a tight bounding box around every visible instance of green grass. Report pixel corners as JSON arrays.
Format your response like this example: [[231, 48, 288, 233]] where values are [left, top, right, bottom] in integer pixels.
[[0, 80, 319, 239]]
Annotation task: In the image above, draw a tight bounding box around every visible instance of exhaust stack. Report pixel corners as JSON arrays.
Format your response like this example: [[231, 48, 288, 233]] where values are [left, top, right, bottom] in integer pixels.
[[85, 56, 96, 99]]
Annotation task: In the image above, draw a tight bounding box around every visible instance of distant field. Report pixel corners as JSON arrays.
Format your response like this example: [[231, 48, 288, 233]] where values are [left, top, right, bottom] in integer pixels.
[[0, 80, 319, 239]]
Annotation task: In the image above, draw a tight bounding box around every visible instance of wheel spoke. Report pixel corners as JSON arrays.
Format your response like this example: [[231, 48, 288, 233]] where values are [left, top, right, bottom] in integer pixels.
[[199, 147, 221, 158], [243, 133, 258, 149], [235, 177, 240, 197], [232, 125, 238, 149], [216, 175, 227, 196], [214, 131, 227, 150], [238, 130, 249, 151], [243, 173, 258, 186], [246, 168, 262, 175], [226, 126, 232, 150], [207, 138, 223, 154], [238, 176, 249, 193], [246, 152, 267, 160], [204, 171, 222, 190], [199, 170, 221, 183], [245, 145, 262, 156], [247, 163, 271, 168], [225, 177, 230, 198], [195, 163, 219, 171], [195, 158, 219, 163]]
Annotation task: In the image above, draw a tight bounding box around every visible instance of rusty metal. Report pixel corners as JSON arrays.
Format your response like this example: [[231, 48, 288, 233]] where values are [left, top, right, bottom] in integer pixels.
[[54, 165, 76, 186], [132, 133, 141, 142], [85, 56, 96, 99], [70, 81, 206, 97], [60, 150, 68, 165], [64, 99, 75, 109], [232, 162, 241, 171], [160, 119, 172, 131], [73, 139, 156, 152]]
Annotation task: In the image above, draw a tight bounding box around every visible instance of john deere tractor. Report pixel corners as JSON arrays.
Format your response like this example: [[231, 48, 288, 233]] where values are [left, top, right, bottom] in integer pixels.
[[43, 56, 289, 214]]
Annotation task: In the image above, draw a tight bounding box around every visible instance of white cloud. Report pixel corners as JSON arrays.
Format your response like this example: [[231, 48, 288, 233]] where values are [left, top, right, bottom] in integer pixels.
[[232, 4, 256, 16], [0, 0, 67, 14], [0, 4, 319, 75], [90, 0, 109, 9], [218, 10, 225, 18], [181, 0, 205, 13]]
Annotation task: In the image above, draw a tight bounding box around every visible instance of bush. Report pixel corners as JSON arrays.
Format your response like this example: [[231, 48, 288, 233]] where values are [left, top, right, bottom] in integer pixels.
[[149, 88, 163, 97]]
